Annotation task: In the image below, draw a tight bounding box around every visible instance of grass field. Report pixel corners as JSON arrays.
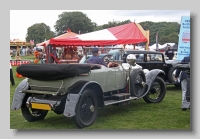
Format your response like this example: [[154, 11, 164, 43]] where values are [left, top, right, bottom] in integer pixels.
[[10, 56, 190, 130]]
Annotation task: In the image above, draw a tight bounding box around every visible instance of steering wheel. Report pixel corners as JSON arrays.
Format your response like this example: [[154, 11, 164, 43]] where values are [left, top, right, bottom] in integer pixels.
[[102, 55, 110, 64]]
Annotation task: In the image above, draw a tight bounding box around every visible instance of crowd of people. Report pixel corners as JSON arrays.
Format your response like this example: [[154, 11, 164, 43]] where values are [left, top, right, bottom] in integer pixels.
[[10, 47, 34, 57]]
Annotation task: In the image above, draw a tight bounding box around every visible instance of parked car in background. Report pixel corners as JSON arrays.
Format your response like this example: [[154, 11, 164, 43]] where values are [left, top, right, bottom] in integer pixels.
[[123, 50, 180, 87], [79, 54, 107, 64], [79, 48, 123, 64]]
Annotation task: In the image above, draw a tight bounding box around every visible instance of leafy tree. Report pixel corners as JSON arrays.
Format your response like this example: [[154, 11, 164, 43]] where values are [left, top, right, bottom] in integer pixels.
[[95, 20, 132, 30], [139, 21, 180, 45], [54, 11, 95, 35], [26, 23, 55, 45]]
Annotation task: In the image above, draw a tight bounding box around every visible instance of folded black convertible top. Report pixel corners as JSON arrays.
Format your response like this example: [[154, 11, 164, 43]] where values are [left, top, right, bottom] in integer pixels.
[[17, 64, 91, 81]]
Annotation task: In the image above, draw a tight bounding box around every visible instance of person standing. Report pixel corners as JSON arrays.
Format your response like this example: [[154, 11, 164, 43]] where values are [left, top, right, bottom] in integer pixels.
[[165, 45, 174, 60], [175, 55, 190, 111], [10, 55, 15, 86]]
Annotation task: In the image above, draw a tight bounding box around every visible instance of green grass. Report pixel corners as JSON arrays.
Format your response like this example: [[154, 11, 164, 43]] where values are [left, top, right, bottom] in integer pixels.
[[11, 55, 35, 60], [10, 55, 190, 130]]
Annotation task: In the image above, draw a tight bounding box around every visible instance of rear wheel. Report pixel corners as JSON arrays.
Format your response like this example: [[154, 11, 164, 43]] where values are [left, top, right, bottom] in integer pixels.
[[143, 77, 166, 103], [21, 95, 48, 122], [73, 89, 98, 128]]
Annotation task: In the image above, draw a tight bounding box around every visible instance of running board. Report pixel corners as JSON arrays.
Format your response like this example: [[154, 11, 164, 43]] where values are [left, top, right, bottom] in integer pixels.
[[104, 96, 137, 106]]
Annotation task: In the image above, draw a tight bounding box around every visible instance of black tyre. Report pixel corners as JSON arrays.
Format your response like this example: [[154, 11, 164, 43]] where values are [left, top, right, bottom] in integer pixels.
[[168, 67, 181, 87], [168, 67, 177, 83], [21, 95, 48, 122], [143, 77, 166, 103], [130, 68, 146, 97], [73, 89, 98, 128]]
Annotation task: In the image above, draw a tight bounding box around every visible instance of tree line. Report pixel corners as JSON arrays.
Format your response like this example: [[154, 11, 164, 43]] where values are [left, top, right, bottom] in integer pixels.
[[26, 11, 180, 45]]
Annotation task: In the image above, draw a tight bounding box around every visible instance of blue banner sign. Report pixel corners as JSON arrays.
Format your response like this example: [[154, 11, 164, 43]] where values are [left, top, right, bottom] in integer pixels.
[[177, 16, 190, 60]]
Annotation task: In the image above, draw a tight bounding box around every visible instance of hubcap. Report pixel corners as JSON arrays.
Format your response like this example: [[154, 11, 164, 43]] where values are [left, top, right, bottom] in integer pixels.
[[90, 105, 94, 112]]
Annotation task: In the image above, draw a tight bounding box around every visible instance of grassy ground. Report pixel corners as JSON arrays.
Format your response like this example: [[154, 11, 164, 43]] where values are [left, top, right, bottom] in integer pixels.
[[10, 55, 190, 130]]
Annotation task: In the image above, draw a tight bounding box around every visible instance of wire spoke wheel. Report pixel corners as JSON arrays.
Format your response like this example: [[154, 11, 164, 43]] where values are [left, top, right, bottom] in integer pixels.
[[143, 77, 166, 103], [79, 96, 95, 123], [148, 81, 161, 100], [73, 89, 98, 128]]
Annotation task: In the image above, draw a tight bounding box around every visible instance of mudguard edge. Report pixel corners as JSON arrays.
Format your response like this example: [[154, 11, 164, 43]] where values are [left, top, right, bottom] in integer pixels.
[[63, 81, 104, 117], [11, 78, 29, 110], [140, 69, 165, 99]]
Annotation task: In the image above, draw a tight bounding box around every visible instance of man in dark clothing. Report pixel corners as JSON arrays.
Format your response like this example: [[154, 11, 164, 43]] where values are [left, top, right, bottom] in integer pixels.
[[10, 55, 15, 86], [165, 46, 174, 60], [175, 55, 190, 111], [86, 47, 107, 67]]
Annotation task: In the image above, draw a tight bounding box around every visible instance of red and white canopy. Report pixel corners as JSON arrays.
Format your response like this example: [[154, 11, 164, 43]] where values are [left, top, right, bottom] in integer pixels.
[[36, 31, 78, 47], [49, 22, 147, 46]]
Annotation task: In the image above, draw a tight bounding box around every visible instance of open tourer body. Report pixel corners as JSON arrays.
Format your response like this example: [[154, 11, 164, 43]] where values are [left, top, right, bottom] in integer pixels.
[[11, 61, 166, 128]]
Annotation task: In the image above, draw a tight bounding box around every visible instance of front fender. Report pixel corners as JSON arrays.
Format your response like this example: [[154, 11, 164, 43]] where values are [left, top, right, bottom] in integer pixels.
[[137, 69, 165, 99], [145, 69, 165, 92], [63, 80, 104, 117], [11, 78, 29, 110]]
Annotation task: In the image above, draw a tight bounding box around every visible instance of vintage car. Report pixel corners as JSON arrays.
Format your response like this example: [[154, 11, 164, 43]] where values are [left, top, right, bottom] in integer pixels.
[[11, 54, 166, 128], [123, 50, 181, 87]]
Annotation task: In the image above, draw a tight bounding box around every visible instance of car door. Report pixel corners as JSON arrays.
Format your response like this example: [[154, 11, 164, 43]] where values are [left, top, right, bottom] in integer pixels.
[[115, 66, 126, 89], [146, 53, 165, 71], [104, 67, 117, 92], [135, 54, 147, 69]]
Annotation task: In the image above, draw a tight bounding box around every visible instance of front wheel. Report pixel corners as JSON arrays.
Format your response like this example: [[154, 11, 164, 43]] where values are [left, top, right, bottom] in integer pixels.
[[168, 67, 177, 83], [143, 77, 166, 103], [21, 95, 48, 122], [168, 67, 181, 87], [73, 89, 98, 128]]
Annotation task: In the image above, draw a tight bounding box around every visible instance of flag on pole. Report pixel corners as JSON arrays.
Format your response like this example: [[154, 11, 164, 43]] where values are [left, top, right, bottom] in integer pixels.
[[30, 40, 35, 45], [156, 32, 158, 51]]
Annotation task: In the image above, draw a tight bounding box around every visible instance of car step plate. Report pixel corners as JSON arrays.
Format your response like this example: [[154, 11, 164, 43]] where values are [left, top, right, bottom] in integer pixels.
[[31, 103, 51, 110], [112, 93, 130, 100]]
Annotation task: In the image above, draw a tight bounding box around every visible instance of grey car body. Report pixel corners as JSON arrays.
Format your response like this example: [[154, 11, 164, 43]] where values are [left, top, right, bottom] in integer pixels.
[[11, 51, 166, 128]]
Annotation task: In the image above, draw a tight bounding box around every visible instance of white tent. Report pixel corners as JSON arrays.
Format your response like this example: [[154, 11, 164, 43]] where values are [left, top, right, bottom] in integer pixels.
[[161, 43, 176, 48], [149, 43, 164, 50]]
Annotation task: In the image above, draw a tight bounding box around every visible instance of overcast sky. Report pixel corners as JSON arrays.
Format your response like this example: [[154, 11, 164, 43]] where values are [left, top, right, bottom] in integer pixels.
[[10, 10, 190, 41]]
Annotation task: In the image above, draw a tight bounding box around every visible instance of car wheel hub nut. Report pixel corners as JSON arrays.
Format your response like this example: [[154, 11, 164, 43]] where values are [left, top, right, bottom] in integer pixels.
[[90, 105, 94, 112]]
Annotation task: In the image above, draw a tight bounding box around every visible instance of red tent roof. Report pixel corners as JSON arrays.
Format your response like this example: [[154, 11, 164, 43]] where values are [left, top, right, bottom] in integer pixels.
[[49, 22, 147, 46], [36, 31, 78, 46]]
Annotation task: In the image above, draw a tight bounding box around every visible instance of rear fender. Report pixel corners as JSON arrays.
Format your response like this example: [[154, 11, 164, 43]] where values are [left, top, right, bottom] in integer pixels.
[[63, 80, 104, 117], [11, 78, 29, 110]]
